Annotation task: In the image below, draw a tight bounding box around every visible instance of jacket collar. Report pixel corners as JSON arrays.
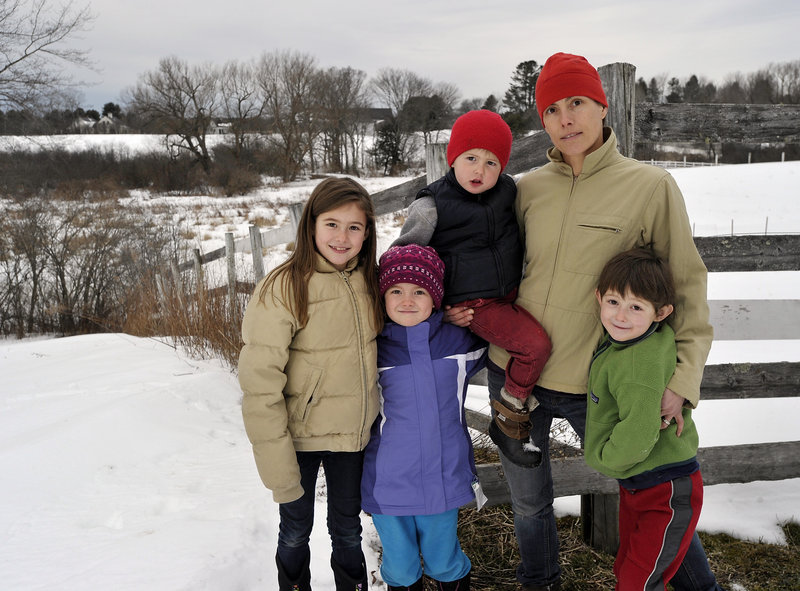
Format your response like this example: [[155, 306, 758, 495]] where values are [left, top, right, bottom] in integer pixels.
[[547, 126, 621, 179], [313, 252, 359, 274]]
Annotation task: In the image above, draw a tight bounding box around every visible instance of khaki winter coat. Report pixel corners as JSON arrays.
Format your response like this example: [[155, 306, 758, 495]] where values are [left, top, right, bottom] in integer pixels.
[[239, 254, 379, 503], [489, 128, 713, 406]]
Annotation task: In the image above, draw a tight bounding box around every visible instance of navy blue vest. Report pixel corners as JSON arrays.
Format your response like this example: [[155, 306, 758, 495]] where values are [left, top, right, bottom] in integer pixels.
[[418, 169, 523, 304]]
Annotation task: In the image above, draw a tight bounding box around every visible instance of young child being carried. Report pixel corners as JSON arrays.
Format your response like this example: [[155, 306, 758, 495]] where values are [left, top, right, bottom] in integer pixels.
[[586, 247, 705, 590], [361, 244, 487, 591], [393, 109, 551, 466]]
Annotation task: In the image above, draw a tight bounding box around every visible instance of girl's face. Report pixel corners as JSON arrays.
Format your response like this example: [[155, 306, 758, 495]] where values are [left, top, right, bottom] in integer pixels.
[[383, 282, 434, 327], [313, 202, 368, 270]]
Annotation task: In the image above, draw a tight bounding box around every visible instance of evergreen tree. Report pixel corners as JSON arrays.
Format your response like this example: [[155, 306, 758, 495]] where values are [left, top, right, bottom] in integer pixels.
[[504, 60, 541, 114], [666, 77, 683, 103], [481, 94, 499, 112], [635, 78, 648, 102]]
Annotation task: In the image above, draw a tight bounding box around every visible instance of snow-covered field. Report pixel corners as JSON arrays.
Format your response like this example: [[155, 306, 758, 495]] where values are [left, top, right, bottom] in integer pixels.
[[1, 136, 799, 590]]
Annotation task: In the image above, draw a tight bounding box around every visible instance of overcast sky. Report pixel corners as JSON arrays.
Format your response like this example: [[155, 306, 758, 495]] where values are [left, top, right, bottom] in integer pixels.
[[68, 0, 799, 111]]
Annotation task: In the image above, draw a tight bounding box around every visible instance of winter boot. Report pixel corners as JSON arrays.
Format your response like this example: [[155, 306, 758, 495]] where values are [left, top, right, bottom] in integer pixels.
[[435, 569, 471, 590], [387, 578, 423, 591], [276, 553, 312, 591], [488, 392, 542, 468], [330, 556, 368, 590]]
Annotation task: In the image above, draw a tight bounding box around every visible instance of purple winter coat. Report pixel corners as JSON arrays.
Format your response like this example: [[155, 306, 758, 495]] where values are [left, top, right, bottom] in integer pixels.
[[360, 311, 486, 516]]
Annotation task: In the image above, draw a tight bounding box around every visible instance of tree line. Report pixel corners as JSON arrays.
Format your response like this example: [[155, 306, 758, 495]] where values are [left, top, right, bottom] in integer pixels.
[[1, 0, 798, 182]]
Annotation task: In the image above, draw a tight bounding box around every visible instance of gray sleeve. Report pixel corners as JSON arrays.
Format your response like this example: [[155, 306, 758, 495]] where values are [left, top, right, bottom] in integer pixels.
[[391, 196, 437, 247]]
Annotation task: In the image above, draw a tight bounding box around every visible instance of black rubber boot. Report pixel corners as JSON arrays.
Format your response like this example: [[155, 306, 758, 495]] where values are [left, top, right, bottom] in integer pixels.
[[436, 569, 471, 590], [330, 556, 368, 590], [276, 553, 312, 591], [488, 397, 542, 468]]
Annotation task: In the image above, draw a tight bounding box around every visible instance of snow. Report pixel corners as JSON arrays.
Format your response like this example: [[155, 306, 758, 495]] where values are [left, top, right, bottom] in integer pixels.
[[2, 157, 800, 590]]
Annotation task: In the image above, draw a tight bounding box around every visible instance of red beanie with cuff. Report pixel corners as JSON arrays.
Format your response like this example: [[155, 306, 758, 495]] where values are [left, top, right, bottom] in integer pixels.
[[446, 109, 513, 171], [535, 53, 608, 124]]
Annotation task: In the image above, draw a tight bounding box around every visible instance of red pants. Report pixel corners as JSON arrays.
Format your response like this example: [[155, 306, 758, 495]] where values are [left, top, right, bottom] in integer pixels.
[[458, 289, 551, 399], [615, 470, 704, 591]]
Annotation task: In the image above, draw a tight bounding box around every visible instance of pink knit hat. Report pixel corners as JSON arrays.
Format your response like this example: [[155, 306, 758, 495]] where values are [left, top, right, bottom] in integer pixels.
[[535, 52, 608, 124], [379, 245, 445, 309], [446, 109, 513, 171]]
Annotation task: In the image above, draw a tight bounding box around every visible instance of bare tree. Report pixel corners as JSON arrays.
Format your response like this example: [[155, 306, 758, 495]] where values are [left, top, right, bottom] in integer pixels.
[[255, 50, 320, 181], [126, 56, 220, 173], [317, 66, 369, 174], [0, 0, 94, 109], [219, 59, 265, 159], [371, 67, 435, 115], [370, 68, 438, 172], [769, 60, 800, 103]]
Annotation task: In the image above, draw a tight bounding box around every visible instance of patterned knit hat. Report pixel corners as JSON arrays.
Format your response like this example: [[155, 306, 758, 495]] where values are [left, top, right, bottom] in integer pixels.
[[446, 109, 513, 171], [535, 52, 608, 124], [379, 244, 445, 309]]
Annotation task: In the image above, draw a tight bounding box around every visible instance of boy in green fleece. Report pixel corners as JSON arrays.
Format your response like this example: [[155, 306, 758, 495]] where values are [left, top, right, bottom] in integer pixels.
[[586, 247, 704, 591]]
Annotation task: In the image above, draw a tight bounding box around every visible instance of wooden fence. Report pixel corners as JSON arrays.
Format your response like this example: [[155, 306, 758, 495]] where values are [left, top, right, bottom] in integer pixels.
[[167, 62, 800, 553]]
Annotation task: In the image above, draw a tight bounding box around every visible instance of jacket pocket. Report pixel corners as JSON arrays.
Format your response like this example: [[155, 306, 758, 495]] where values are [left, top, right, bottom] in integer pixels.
[[286, 365, 324, 423], [562, 214, 628, 275]]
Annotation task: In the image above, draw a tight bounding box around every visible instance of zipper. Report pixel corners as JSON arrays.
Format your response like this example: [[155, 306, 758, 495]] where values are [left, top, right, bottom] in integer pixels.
[[577, 224, 623, 233], [340, 270, 369, 448]]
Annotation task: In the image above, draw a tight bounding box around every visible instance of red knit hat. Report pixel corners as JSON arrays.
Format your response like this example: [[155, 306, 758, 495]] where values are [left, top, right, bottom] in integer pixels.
[[535, 52, 608, 124], [446, 109, 513, 171], [379, 245, 445, 309]]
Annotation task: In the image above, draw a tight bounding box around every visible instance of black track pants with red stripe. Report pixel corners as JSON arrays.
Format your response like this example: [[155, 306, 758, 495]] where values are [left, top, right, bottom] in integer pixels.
[[615, 470, 704, 591]]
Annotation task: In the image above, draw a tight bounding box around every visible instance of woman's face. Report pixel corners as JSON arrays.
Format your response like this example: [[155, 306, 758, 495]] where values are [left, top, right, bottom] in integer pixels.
[[541, 96, 608, 171]]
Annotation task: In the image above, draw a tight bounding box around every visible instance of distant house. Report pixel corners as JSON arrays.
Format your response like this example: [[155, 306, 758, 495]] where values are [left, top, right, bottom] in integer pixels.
[[69, 117, 97, 134], [94, 115, 127, 134], [208, 120, 233, 135]]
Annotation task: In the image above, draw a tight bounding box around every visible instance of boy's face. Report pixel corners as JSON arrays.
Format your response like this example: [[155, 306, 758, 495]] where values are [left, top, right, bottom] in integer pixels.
[[452, 148, 502, 195], [384, 282, 435, 327], [595, 288, 673, 342]]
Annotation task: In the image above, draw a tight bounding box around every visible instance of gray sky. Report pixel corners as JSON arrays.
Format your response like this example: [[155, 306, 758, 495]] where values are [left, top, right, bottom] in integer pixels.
[[70, 0, 799, 111]]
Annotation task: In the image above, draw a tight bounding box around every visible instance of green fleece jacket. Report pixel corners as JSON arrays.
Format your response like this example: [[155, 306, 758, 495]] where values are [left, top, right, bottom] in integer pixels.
[[585, 324, 699, 479], [239, 254, 379, 503], [489, 128, 712, 406]]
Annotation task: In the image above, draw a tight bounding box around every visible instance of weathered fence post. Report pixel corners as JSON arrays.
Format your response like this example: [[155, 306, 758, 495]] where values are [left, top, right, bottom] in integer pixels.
[[249, 225, 265, 283], [288, 202, 304, 230], [598, 62, 636, 158], [425, 143, 448, 184], [225, 232, 236, 307], [581, 61, 636, 555], [192, 248, 204, 297]]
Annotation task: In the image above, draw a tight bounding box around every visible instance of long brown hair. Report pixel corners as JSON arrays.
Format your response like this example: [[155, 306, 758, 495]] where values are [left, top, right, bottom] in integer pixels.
[[259, 177, 383, 331]]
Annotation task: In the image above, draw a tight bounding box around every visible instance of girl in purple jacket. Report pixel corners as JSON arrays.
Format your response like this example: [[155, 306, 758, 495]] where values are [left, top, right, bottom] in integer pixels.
[[361, 245, 487, 591]]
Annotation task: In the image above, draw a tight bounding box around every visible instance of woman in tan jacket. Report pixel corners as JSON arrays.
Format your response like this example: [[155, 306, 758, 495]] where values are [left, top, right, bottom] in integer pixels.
[[239, 177, 383, 591]]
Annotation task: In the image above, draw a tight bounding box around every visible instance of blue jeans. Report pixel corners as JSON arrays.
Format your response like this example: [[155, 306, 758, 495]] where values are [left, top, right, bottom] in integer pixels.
[[487, 363, 724, 590], [276, 450, 365, 580]]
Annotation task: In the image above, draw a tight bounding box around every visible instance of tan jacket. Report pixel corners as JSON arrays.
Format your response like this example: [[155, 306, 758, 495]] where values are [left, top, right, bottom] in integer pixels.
[[239, 254, 379, 503], [489, 128, 712, 406]]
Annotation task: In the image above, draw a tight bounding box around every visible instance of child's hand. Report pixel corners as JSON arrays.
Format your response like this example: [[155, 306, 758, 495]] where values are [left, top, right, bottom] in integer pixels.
[[660, 387, 685, 436], [443, 304, 473, 327]]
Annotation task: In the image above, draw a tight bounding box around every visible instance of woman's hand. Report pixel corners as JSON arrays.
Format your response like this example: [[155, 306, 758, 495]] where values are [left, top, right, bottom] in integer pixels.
[[660, 387, 685, 436]]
